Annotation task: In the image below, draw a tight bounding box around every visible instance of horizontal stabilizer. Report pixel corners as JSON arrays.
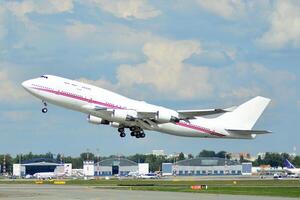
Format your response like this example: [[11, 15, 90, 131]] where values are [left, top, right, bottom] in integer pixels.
[[226, 129, 272, 135]]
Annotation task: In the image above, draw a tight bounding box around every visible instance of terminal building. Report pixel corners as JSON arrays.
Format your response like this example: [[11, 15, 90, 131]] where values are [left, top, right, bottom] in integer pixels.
[[162, 157, 252, 176], [13, 158, 72, 177], [91, 158, 148, 176]]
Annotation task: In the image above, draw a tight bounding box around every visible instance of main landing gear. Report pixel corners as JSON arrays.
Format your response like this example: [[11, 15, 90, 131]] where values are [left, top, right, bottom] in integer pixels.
[[42, 101, 48, 113], [118, 127, 126, 138], [118, 126, 146, 138], [129, 127, 145, 138]]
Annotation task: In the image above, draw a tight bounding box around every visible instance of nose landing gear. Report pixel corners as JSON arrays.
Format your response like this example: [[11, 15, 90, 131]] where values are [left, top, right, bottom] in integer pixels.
[[42, 101, 48, 113]]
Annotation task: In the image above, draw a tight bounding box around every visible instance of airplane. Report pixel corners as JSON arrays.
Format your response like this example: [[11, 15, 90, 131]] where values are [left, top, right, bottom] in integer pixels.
[[284, 159, 300, 177], [33, 166, 66, 180], [22, 75, 271, 139], [33, 171, 66, 180]]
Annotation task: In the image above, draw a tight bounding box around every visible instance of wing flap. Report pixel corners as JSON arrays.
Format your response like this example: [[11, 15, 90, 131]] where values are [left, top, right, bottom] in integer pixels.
[[226, 129, 272, 135]]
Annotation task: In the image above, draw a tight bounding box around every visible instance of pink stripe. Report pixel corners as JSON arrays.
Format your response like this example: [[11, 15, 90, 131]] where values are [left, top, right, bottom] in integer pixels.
[[31, 87, 123, 109], [176, 122, 225, 137]]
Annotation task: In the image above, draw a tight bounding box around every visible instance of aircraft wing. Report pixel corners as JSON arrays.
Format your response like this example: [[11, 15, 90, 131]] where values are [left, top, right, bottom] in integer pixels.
[[178, 106, 236, 119], [226, 129, 272, 135]]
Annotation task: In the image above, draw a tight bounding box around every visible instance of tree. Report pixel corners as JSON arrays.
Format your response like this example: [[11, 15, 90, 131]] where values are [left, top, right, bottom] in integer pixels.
[[127, 154, 147, 163], [198, 150, 216, 157], [216, 151, 227, 158], [80, 152, 95, 161], [293, 156, 300, 167], [178, 152, 185, 161], [188, 154, 194, 159]]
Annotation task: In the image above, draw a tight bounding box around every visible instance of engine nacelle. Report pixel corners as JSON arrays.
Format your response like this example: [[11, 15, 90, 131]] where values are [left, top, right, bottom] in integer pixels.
[[155, 110, 179, 123], [110, 122, 120, 128], [87, 115, 109, 125], [112, 109, 138, 121]]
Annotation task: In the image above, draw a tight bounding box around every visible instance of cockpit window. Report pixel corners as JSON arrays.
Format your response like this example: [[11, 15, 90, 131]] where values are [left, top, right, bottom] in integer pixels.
[[40, 75, 48, 79]]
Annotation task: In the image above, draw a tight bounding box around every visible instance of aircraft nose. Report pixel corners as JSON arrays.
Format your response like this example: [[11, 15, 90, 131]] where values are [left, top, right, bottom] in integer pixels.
[[21, 80, 31, 89]]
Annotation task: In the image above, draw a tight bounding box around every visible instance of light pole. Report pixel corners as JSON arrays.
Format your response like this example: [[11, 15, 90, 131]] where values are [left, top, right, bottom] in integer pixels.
[[19, 154, 22, 178]]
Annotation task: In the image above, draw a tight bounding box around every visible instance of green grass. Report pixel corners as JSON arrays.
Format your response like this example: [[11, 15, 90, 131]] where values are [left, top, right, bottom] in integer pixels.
[[1, 178, 299, 197]]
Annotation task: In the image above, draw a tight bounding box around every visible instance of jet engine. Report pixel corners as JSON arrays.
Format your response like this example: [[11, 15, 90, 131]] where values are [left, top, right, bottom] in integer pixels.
[[87, 115, 109, 125], [155, 110, 179, 123], [112, 109, 138, 121]]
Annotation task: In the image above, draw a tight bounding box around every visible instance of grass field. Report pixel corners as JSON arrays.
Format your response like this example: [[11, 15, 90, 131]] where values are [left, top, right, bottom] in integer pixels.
[[1, 178, 299, 198]]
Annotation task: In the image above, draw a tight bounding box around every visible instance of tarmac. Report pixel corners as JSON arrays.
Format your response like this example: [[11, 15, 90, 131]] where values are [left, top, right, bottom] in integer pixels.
[[0, 184, 293, 200]]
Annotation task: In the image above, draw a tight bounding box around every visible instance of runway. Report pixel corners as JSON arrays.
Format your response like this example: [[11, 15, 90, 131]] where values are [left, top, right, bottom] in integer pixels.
[[0, 184, 291, 200]]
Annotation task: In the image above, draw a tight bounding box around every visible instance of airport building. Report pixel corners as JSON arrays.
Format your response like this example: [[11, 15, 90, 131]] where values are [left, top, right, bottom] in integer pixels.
[[13, 158, 72, 177], [162, 157, 252, 176], [93, 158, 149, 176]]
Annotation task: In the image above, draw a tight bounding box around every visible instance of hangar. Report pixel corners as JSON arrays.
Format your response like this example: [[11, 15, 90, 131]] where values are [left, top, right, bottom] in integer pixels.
[[93, 158, 148, 176], [13, 158, 72, 177], [162, 157, 252, 176]]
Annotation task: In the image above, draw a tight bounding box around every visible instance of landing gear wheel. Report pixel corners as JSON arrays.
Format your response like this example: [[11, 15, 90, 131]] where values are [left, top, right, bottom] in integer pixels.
[[135, 133, 140, 138], [130, 132, 136, 136], [42, 108, 48, 113], [120, 132, 126, 137], [118, 128, 125, 133], [140, 133, 146, 138]]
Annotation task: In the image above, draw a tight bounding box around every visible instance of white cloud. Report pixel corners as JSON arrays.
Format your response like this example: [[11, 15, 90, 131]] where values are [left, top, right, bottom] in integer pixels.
[[1, 111, 32, 122], [76, 38, 297, 102], [86, 0, 161, 20], [258, 0, 300, 49], [0, 69, 27, 102], [196, 0, 246, 20], [64, 21, 98, 40], [0, 6, 7, 40], [91, 51, 139, 62], [64, 21, 159, 53], [6, 0, 73, 16], [79, 39, 214, 100]]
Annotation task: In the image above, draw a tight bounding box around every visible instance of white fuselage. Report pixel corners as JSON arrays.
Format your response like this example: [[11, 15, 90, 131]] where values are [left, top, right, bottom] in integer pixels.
[[22, 75, 255, 139]]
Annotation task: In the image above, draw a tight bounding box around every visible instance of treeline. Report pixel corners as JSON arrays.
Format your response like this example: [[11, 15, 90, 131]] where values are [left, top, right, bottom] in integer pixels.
[[1, 150, 299, 173]]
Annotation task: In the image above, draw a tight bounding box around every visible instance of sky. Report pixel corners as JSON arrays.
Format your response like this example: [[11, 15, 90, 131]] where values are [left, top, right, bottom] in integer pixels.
[[0, 0, 299, 157]]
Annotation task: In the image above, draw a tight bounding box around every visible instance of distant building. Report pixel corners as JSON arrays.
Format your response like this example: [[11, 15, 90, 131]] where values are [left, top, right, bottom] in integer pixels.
[[13, 158, 72, 177], [83, 161, 94, 177], [94, 157, 149, 176], [162, 157, 251, 176]]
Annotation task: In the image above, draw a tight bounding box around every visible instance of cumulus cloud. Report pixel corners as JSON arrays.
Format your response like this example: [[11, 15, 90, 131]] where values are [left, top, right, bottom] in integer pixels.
[[5, 0, 73, 16], [3, 0, 73, 27], [78, 39, 215, 100], [86, 0, 161, 20], [75, 36, 297, 102], [196, 0, 246, 20], [64, 21, 159, 58], [115, 40, 214, 99], [0, 70, 27, 102], [258, 0, 300, 49], [223, 62, 297, 102]]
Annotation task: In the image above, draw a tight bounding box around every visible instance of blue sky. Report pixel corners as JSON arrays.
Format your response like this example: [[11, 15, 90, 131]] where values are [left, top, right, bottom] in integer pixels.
[[0, 0, 299, 157]]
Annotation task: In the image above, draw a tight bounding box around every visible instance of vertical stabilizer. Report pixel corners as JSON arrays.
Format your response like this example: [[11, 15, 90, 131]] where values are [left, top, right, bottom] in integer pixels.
[[217, 96, 271, 130], [284, 159, 295, 169]]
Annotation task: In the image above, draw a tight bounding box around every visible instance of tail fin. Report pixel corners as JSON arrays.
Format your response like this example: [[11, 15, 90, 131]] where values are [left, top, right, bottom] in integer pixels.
[[217, 96, 271, 130], [284, 159, 295, 169]]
